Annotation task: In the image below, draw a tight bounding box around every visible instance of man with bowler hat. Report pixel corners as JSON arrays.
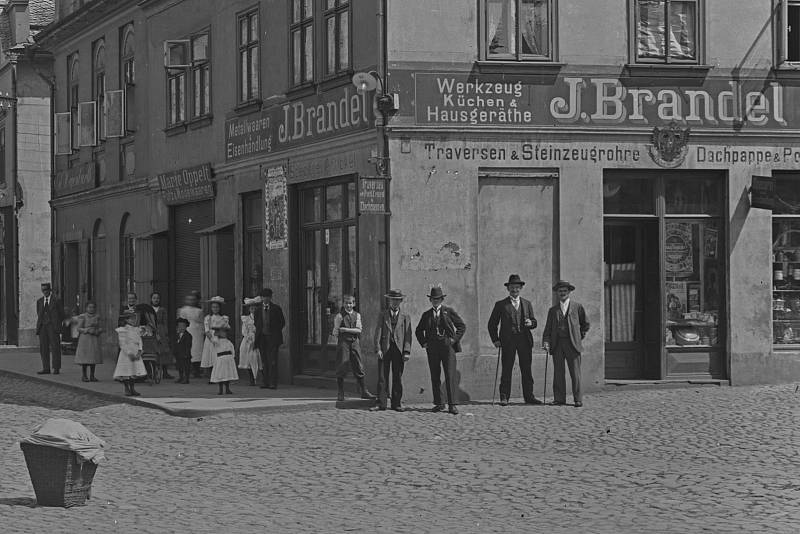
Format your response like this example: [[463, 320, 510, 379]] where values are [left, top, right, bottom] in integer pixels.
[[488, 274, 540, 406], [254, 288, 286, 389], [35, 282, 65, 374], [373, 289, 413, 411], [542, 280, 590, 407], [415, 286, 466, 414]]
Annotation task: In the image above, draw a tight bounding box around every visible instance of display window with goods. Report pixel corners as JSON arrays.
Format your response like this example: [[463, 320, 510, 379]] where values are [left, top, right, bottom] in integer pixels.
[[772, 173, 800, 347]]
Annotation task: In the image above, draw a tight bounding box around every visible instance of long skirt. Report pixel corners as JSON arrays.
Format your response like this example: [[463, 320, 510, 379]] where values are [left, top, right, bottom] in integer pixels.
[[74, 334, 103, 365], [210, 354, 238, 383]]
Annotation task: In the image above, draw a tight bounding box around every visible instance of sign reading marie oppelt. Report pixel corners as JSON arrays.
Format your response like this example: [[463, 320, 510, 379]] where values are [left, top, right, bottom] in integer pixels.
[[157, 163, 214, 205]]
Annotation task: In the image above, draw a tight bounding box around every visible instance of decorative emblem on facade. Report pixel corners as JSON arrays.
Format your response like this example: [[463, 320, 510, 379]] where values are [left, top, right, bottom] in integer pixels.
[[649, 122, 690, 168]]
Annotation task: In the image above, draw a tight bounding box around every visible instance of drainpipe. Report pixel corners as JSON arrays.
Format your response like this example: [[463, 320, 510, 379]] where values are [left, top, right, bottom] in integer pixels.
[[9, 61, 18, 345], [377, 0, 390, 295]]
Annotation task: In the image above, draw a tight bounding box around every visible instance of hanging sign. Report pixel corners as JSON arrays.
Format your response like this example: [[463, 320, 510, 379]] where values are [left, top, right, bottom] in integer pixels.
[[264, 165, 288, 250], [359, 177, 387, 214], [750, 175, 775, 210]]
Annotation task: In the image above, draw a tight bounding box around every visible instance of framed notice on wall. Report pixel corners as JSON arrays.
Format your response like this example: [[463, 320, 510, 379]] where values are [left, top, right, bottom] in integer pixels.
[[264, 165, 288, 250]]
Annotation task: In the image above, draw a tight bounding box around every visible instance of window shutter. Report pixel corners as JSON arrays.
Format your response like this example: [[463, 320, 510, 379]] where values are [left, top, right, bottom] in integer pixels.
[[104, 90, 125, 138], [54, 112, 72, 155], [164, 40, 191, 68], [79, 101, 97, 146]]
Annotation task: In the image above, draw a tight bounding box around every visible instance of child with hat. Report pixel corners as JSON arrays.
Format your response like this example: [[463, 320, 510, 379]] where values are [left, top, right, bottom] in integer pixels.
[[113, 309, 147, 396], [200, 296, 230, 378]]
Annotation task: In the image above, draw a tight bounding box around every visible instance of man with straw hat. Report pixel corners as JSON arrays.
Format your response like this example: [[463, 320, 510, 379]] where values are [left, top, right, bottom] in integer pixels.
[[488, 274, 540, 406], [372, 289, 413, 411], [415, 286, 466, 415], [542, 280, 590, 407]]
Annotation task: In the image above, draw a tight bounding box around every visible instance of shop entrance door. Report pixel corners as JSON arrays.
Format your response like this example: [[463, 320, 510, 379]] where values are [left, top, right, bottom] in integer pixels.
[[604, 221, 661, 379], [297, 181, 357, 375]]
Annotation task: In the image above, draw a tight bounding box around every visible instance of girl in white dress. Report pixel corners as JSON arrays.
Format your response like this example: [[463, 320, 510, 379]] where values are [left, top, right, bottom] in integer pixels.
[[210, 324, 238, 394], [200, 296, 230, 375], [113, 310, 147, 396], [238, 297, 262, 385], [177, 292, 205, 378]]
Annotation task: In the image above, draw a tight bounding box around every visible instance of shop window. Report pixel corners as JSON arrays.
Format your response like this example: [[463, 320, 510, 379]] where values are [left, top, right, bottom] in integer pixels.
[[242, 192, 263, 298], [772, 174, 800, 346], [238, 9, 260, 103], [603, 177, 655, 215], [632, 0, 703, 64], [324, 0, 350, 76], [290, 0, 314, 86], [484, 0, 555, 61], [777, 0, 800, 65], [665, 178, 720, 215], [93, 40, 106, 141], [120, 23, 136, 132]]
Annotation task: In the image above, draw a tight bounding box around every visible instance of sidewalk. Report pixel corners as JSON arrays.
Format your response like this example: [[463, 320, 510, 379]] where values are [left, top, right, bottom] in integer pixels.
[[0, 349, 369, 417]]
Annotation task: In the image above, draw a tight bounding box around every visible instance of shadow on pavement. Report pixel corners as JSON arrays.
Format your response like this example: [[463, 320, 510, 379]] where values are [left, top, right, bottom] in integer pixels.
[[0, 497, 37, 508]]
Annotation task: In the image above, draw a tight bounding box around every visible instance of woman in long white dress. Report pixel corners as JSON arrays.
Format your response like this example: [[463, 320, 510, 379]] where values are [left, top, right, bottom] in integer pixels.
[[238, 296, 262, 385], [200, 296, 230, 375], [177, 292, 205, 378]]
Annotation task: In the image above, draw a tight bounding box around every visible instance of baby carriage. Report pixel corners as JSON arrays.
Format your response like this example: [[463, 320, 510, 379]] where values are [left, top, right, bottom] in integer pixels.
[[140, 326, 163, 384]]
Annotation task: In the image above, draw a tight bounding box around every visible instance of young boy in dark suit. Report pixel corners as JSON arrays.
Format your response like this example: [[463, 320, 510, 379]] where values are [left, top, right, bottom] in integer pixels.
[[173, 317, 193, 384]]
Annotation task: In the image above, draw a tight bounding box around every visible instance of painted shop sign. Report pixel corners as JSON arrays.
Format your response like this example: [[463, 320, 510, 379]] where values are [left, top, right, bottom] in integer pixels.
[[157, 163, 214, 205], [225, 86, 373, 162], [53, 163, 95, 197], [358, 177, 387, 214], [408, 72, 798, 129]]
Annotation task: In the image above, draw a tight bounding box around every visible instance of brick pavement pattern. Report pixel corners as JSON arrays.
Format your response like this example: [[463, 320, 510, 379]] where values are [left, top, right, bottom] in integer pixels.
[[0, 382, 798, 533]]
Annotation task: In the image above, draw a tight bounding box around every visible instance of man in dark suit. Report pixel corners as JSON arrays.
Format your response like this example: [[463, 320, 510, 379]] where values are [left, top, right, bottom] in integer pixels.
[[488, 274, 540, 406], [542, 280, 590, 407], [35, 282, 65, 375], [173, 317, 193, 384], [254, 287, 286, 389], [415, 286, 466, 415], [373, 289, 413, 411]]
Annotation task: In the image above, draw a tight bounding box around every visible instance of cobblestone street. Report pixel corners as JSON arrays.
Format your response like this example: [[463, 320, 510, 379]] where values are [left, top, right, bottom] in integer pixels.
[[0, 379, 798, 533]]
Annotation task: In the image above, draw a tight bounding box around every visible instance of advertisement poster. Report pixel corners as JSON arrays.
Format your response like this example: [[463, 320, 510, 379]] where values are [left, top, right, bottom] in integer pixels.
[[666, 282, 687, 320], [704, 226, 719, 259], [264, 165, 288, 250], [665, 222, 694, 276]]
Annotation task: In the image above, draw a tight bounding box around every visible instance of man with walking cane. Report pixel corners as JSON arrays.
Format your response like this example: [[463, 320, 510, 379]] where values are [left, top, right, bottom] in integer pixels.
[[488, 274, 540, 406], [542, 280, 590, 407]]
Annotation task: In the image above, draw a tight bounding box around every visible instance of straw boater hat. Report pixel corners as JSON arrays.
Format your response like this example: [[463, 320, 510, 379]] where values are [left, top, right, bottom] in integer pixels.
[[244, 296, 263, 306], [553, 280, 576, 291], [208, 296, 225, 304], [504, 274, 525, 287], [427, 286, 446, 299], [384, 289, 405, 300]]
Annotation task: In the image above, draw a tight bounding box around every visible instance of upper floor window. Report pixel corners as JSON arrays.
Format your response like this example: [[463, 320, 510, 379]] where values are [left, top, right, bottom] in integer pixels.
[[191, 33, 211, 118], [324, 0, 350, 75], [777, 0, 800, 66], [93, 39, 106, 141], [166, 57, 186, 126], [120, 23, 136, 132], [238, 9, 260, 103], [484, 0, 554, 61], [633, 0, 702, 63], [291, 0, 314, 86], [68, 53, 79, 150], [164, 28, 210, 127], [0, 128, 6, 185]]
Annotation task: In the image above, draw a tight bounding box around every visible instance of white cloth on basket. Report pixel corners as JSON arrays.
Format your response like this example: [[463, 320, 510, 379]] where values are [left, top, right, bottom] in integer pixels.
[[21, 419, 107, 464]]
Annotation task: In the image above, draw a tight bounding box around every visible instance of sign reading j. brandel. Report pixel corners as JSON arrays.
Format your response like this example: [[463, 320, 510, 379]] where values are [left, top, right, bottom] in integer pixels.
[[225, 86, 373, 162], [157, 163, 214, 205], [406, 71, 799, 129]]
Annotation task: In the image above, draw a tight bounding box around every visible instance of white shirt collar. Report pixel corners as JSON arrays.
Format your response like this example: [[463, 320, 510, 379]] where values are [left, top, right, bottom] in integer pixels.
[[560, 298, 571, 314], [433, 306, 441, 314], [510, 296, 520, 307]]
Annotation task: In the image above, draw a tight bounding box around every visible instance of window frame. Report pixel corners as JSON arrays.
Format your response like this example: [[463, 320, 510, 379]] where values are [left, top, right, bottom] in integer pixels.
[[166, 64, 186, 127], [242, 191, 264, 298], [323, 0, 351, 77], [481, 0, 558, 63], [92, 39, 106, 142], [290, 0, 315, 87], [67, 53, 80, 152], [190, 29, 212, 119], [0, 128, 5, 186], [771, 173, 800, 349], [237, 7, 261, 104], [629, 0, 705, 65], [164, 27, 211, 129], [776, 0, 800, 67], [120, 23, 135, 134]]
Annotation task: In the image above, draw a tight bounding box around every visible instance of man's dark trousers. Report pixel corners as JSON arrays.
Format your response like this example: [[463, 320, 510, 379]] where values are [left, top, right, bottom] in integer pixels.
[[427, 338, 457, 406], [552, 336, 582, 404], [38, 324, 61, 372], [377, 343, 405, 409], [500, 334, 534, 401], [258, 336, 279, 387]]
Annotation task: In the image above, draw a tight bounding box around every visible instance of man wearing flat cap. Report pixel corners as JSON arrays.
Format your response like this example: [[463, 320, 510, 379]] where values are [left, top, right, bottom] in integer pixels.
[[488, 274, 540, 406], [35, 282, 65, 375], [415, 286, 466, 414], [542, 280, 590, 407], [373, 289, 413, 411]]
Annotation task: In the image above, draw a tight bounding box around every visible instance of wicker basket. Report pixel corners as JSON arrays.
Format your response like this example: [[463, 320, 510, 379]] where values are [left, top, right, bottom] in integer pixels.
[[20, 442, 98, 507]]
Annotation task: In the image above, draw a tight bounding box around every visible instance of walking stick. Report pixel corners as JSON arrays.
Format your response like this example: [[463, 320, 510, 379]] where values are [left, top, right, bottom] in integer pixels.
[[491, 346, 501, 405], [543, 346, 550, 405]]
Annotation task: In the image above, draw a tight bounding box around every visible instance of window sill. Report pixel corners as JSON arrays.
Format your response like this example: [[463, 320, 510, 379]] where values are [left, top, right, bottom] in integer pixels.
[[319, 70, 355, 92], [164, 122, 187, 136], [188, 114, 213, 130], [772, 64, 800, 79], [233, 99, 263, 116], [623, 63, 713, 79], [474, 60, 564, 75], [286, 82, 316, 99]]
